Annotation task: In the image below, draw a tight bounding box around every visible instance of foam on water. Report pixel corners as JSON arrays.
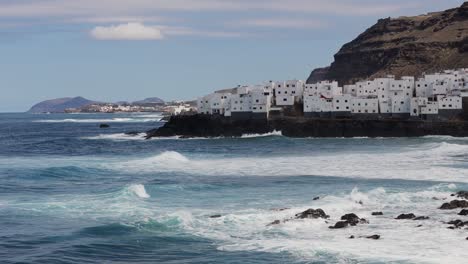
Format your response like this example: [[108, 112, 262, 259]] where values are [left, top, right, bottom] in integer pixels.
[[177, 186, 468, 263], [241, 130, 283, 138], [4, 181, 468, 263], [82, 133, 147, 141], [35, 117, 162, 123], [114, 141, 468, 182], [127, 184, 150, 198]]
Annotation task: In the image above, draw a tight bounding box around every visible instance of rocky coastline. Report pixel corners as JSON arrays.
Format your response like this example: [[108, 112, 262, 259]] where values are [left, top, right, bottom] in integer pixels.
[[146, 114, 468, 138]]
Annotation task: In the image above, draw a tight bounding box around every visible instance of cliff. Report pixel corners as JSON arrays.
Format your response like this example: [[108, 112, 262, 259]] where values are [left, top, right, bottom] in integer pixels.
[[307, 2, 468, 85], [147, 115, 468, 138], [28, 96, 96, 113]]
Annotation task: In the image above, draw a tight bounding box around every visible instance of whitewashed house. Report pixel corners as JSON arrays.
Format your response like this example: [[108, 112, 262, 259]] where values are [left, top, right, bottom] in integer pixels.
[[275, 80, 304, 106]]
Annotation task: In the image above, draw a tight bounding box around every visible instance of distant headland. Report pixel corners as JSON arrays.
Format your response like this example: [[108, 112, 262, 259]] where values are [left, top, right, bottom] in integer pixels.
[[28, 96, 196, 115]]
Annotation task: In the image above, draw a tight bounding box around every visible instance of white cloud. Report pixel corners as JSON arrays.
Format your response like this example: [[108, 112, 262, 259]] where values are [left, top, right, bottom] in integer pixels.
[[90, 22, 164, 40]]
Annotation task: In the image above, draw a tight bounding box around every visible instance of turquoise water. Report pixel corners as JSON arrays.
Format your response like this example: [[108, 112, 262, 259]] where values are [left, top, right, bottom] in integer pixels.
[[1, 113, 468, 263]]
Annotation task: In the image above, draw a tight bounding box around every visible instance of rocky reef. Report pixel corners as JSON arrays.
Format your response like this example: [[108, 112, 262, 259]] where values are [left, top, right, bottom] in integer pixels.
[[307, 2, 468, 85], [146, 114, 468, 138]]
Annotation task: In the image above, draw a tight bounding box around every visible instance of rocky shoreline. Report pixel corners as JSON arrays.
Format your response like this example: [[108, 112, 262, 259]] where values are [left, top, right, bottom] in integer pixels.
[[146, 114, 468, 138]]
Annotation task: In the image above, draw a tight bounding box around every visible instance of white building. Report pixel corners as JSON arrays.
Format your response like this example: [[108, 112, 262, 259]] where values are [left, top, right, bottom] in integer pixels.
[[275, 80, 304, 106]]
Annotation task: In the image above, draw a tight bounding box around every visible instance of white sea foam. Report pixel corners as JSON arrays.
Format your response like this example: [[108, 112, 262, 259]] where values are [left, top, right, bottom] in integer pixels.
[[127, 184, 150, 198], [5, 183, 468, 263], [177, 187, 468, 263], [82, 133, 147, 141], [35, 117, 162, 123], [241, 130, 283, 138], [114, 141, 468, 182]]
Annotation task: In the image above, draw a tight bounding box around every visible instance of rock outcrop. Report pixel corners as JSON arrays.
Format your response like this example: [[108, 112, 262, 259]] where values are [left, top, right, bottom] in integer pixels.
[[307, 2, 468, 85], [147, 114, 468, 139]]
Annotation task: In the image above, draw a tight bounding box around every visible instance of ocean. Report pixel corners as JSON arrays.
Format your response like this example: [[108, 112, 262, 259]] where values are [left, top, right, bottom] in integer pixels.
[[1, 112, 468, 264]]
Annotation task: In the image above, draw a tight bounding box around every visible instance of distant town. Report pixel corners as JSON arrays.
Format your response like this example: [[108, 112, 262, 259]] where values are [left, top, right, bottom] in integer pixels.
[[196, 69, 468, 121], [65, 100, 196, 116]]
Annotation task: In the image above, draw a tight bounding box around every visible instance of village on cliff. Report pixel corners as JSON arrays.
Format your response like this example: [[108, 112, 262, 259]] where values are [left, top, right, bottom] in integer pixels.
[[195, 69, 468, 121]]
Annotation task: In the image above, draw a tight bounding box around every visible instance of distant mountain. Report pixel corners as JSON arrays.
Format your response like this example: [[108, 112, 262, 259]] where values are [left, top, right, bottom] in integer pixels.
[[28, 96, 96, 113], [132, 97, 165, 105]]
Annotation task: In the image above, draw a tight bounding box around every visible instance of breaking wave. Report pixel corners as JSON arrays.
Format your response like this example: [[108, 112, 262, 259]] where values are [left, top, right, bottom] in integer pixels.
[[82, 133, 147, 141], [126, 184, 150, 198], [241, 130, 283, 138], [35, 117, 162, 123], [111, 141, 468, 182]]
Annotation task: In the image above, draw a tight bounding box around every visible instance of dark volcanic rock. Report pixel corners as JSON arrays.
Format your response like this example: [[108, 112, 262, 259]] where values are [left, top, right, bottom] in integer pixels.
[[349, 235, 355, 239], [330, 213, 368, 229], [459, 209, 468, 216], [456, 191, 468, 200], [440, 200, 468, 210], [372, 212, 384, 216], [147, 114, 468, 139], [313, 197, 320, 201], [396, 213, 416, 220], [366, 235, 381, 240], [99, 124, 110, 128], [341, 213, 361, 226], [307, 2, 468, 85], [295, 209, 329, 219], [209, 214, 222, 218], [447, 219, 468, 228], [329, 221, 349, 229]]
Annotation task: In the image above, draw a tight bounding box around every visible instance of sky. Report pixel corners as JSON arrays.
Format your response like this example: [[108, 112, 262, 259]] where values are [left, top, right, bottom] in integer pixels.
[[0, 0, 465, 112]]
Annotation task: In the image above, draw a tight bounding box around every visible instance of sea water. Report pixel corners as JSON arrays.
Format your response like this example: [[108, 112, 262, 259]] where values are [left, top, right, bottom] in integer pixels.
[[1, 113, 468, 263]]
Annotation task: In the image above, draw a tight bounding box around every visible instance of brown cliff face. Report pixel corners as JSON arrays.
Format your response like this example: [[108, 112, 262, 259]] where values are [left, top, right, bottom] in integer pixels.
[[307, 2, 468, 85]]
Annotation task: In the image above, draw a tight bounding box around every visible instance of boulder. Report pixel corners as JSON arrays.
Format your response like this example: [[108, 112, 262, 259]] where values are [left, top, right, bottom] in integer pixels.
[[447, 219, 468, 228], [440, 200, 468, 210], [209, 214, 222, 218], [396, 213, 416, 220], [99, 123, 110, 128], [295, 209, 329, 219], [372, 212, 383, 216], [458, 209, 468, 216], [366, 235, 380, 240], [341, 213, 361, 226], [457, 191, 468, 200], [349, 235, 355, 239], [313, 197, 320, 201], [329, 221, 349, 229]]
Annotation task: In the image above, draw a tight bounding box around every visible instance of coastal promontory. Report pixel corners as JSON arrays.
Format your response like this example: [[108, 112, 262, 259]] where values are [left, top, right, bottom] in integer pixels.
[[308, 2, 468, 85]]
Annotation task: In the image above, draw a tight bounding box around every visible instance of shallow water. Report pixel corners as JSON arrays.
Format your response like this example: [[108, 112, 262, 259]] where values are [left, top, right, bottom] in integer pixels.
[[1, 113, 468, 263]]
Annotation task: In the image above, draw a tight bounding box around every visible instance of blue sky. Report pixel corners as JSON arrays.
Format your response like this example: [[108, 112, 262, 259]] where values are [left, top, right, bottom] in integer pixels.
[[0, 0, 465, 112]]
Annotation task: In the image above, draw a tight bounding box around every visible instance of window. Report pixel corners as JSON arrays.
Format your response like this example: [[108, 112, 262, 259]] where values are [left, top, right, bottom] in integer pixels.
[[337, 100, 340, 103], [345, 100, 348, 103], [256, 99, 259, 103], [283, 98, 287, 102], [336, 107, 340, 110]]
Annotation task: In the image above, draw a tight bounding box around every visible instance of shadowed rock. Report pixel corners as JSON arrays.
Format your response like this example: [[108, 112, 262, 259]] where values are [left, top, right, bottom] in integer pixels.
[[459, 209, 468, 216], [209, 214, 222, 218], [295, 209, 329, 219], [440, 200, 468, 210], [457, 191, 468, 200], [372, 212, 383, 216], [329, 221, 349, 229], [396, 213, 416, 220], [366, 235, 380, 240], [99, 124, 110, 128]]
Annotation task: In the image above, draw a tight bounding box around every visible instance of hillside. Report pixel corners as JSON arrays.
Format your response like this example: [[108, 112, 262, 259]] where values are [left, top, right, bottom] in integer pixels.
[[132, 97, 165, 105], [28, 97, 96, 113], [307, 2, 468, 85]]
